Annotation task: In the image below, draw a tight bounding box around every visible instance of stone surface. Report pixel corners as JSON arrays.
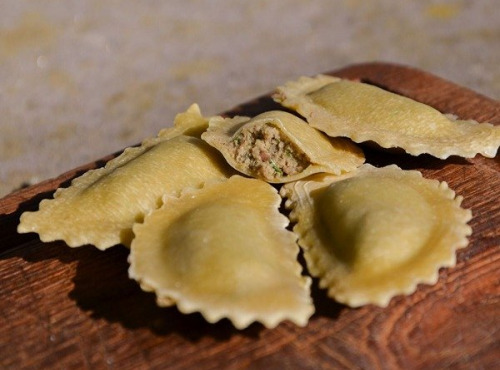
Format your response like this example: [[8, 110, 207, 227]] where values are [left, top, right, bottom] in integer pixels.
[[0, 0, 499, 197]]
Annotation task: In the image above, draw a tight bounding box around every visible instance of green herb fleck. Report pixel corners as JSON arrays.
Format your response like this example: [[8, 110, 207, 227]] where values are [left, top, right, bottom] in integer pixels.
[[270, 160, 283, 176], [232, 134, 242, 146]]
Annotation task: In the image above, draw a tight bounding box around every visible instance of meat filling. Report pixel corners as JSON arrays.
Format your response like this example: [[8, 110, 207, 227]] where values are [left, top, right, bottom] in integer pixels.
[[230, 123, 310, 180]]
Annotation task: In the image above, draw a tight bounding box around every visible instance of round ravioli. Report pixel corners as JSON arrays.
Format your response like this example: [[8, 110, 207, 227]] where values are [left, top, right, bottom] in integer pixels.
[[274, 75, 500, 159], [202, 110, 364, 183], [18, 105, 234, 249], [129, 176, 314, 329], [281, 165, 472, 307]]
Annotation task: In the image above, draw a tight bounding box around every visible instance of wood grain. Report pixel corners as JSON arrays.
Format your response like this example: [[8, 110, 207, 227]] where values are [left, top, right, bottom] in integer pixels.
[[0, 62, 499, 369]]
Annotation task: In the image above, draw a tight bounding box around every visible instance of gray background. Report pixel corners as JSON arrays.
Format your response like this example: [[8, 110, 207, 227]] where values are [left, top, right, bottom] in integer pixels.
[[1, 0, 498, 197]]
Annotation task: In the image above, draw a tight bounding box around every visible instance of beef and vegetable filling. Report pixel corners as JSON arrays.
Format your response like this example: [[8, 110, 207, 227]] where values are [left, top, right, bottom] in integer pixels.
[[230, 122, 310, 180]]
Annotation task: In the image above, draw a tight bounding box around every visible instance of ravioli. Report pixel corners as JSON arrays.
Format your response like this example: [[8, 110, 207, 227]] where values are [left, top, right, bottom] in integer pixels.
[[158, 103, 210, 139], [129, 176, 314, 329], [18, 105, 234, 249], [202, 110, 364, 183], [274, 75, 500, 159], [281, 164, 472, 307]]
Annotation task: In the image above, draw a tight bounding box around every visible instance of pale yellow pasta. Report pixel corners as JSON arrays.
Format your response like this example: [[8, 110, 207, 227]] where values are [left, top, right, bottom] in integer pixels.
[[18, 105, 234, 249], [274, 75, 500, 159], [158, 103, 209, 139], [281, 164, 472, 307], [129, 176, 314, 329], [202, 110, 364, 183]]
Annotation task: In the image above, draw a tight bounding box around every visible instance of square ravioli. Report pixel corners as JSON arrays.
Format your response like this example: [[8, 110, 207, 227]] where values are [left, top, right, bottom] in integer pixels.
[[274, 75, 500, 159], [18, 105, 234, 249], [202, 110, 364, 183], [281, 165, 472, 307], [128, 176, 314, 329]]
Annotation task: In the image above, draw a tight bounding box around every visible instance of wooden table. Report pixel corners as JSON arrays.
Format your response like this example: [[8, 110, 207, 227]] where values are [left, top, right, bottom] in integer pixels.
[[1, 63, 498, 369]]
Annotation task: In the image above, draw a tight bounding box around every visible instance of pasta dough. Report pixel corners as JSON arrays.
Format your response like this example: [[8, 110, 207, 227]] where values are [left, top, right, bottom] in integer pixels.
[[202, 110, 364, 183], [281, 165, 472, 307], [18, 105, 234, 249], [129, 176, 314, 329], [274, 75, 500, 159]]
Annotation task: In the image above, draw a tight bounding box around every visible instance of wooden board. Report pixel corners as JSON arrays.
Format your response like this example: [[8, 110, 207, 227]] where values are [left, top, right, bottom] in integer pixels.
[[0, 62, 498, 369]]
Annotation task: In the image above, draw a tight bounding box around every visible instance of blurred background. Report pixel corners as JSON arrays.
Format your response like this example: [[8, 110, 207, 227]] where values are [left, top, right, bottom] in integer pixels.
[[0, 0, 498, 197]]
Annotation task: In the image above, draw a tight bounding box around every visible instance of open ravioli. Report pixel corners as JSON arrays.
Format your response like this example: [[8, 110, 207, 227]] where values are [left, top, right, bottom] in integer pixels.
[[201, 110, 364, 183], [128, 176, 314, 329], [281, 164, 472, 307], [18, 105, 234, 250], [274, 75, 500, 159]]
